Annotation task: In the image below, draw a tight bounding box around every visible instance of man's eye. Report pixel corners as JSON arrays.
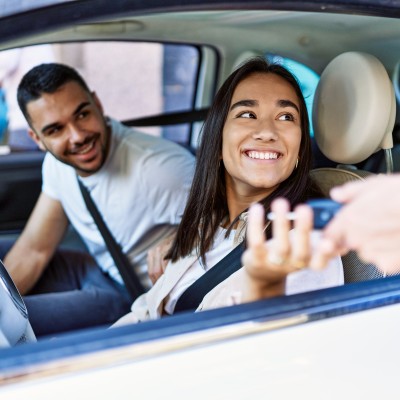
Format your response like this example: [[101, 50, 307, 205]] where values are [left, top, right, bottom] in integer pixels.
[[278, 113, 295, 121], [45, 127, 61, 136], [238, 111, 256, 119], [78, 111, 89, 119]]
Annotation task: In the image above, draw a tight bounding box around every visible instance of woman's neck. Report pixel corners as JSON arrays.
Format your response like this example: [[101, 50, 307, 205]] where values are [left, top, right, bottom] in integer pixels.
[[225, 182, 277, 224]]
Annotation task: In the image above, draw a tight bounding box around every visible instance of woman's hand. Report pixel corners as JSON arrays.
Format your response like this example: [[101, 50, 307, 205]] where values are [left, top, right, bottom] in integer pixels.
[[241, 198, 332, 302]]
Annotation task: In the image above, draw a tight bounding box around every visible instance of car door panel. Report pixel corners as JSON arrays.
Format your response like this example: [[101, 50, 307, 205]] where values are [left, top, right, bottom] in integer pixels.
[[0, 152, 43, 232]]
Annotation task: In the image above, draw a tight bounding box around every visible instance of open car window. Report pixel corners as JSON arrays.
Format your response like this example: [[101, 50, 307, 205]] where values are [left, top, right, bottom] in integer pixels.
[[0, 41, 203, 152], [0, 40, 209, 237]]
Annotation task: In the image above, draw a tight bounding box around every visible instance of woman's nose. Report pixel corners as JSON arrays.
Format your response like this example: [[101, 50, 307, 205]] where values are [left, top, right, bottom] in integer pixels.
[[252, 119, 278, 141]]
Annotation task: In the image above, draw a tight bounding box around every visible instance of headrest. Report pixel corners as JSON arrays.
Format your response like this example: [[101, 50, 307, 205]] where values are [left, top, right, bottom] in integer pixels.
[[312, 52, 395, 164]]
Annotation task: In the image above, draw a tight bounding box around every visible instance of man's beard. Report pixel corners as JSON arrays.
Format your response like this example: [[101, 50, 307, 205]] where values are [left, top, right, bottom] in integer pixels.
[[44, 131, 110, 176]]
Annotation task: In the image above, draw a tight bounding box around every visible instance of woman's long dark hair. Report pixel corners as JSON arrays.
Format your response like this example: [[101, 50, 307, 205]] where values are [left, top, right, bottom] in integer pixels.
[[168, 57, 321, 263]]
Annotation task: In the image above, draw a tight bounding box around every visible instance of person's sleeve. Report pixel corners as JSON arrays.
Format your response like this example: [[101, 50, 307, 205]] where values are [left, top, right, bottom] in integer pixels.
[[41, 153, 61, 201], [127, 271, 169, 322], [196, 269, 246, 312]]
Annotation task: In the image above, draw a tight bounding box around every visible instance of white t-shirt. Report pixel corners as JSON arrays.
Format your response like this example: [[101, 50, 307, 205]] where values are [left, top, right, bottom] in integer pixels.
[[164, 227, 344, 314], [42, 118, 195, 288]]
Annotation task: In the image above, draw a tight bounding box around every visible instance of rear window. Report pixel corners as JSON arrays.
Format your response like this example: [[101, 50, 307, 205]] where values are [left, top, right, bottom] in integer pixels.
[[0, 42, 200, 152], [266, 54, 320, 136]]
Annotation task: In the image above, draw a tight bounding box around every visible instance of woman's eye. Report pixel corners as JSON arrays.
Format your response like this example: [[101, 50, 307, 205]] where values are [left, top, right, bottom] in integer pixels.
[[278, 113, 294, 121], [238, 111, 256, 119]]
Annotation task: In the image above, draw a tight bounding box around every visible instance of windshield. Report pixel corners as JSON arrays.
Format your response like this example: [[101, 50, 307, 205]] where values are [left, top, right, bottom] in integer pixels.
[[0, 0, 76, 18]]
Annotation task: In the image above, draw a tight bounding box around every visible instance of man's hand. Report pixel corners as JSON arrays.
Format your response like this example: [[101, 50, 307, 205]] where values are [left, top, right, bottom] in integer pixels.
[[323, 174, 400, 274], [147, 231, 176, 284], [4, 193, 68, 294]]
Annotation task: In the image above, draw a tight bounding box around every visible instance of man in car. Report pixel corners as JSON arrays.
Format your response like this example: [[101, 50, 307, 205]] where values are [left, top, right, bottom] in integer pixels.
[[0, 63, 194, 337], [319, 174, 400, 275]]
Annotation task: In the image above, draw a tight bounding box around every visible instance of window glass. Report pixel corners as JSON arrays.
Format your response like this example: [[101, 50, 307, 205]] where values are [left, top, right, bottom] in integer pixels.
[[0, 42, 199, 152], [266, 54, 320, 136], [162, 45, 199, 143]]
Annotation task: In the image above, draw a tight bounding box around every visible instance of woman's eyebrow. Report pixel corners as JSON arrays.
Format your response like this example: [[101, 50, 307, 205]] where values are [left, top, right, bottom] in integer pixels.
[[278, 99, 299, 113], [229, 99, 258, 111]]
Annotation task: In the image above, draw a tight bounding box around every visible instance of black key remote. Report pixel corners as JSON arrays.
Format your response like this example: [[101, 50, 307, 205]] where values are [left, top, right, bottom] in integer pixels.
[[306, 199, 342, 229]]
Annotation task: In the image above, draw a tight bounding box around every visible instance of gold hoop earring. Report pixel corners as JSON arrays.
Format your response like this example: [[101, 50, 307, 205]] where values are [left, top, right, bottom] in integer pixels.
[[295, 158, 299, 169]]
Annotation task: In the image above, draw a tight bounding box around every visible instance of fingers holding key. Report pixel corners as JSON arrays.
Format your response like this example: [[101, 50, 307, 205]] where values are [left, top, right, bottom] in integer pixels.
[[242, 202, 268, 272], [270, 198, 291, 267], [243, 199, 294, 282], [290, 204, 313, 270], [242, 202, 287, 301], [246, 202, 265, 249], [244, 199, 315, 279]]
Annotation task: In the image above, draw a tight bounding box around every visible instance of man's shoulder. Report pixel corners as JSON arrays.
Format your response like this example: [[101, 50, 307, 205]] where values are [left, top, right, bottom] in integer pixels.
[[42, 152, 77, 200], [110, 118, 194, 158], [42, 152, 75, 181], [43, 152, 71, 171]]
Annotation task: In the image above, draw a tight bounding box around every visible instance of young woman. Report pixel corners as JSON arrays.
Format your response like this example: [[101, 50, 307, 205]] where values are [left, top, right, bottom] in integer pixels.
[[115, 57, 343, 325]]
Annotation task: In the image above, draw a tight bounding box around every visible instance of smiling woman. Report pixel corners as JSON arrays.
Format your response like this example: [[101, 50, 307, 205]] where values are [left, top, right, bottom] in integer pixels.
[[222, 72, 302, 216], [114, 57, 344, 326]]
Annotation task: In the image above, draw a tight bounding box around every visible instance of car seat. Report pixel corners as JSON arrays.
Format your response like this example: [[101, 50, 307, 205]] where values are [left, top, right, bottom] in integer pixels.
[[311, 51, 396, 282], [0, 260, 36, 347]]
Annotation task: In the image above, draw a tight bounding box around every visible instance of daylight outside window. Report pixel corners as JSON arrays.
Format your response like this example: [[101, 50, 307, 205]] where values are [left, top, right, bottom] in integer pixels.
[[266, 53, 320, 136], [0, 42, 199, 153]]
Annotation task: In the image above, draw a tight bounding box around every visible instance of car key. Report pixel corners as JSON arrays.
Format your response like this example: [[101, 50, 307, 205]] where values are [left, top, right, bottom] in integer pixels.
[[267, 198, 342, 229]]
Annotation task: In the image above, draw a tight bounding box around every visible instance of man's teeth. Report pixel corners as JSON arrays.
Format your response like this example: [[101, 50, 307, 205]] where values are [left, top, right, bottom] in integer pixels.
[[76, 141, 94, 155], [247, 151, 279, 160]]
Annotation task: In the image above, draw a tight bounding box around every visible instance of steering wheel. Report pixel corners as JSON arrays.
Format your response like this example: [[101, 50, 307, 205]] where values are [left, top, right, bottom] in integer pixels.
[[0, 260, 36, 347]]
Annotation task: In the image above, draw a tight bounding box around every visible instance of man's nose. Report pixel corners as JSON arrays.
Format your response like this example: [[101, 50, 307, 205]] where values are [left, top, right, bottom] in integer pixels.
[[68, 124, 86, 143]]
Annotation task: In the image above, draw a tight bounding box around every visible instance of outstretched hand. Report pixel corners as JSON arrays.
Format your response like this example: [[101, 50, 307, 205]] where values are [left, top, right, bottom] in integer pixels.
[[241, 199, 334, 302], [323, 175, 400, 274]]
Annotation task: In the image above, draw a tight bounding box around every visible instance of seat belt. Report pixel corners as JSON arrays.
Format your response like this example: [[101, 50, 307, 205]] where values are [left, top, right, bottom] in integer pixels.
[[174, 243, 245, 313], [77, 177, 145, 301]]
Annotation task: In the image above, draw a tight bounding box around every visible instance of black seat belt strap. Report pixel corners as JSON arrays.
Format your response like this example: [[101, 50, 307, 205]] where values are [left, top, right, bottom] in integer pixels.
[[77, 178, 145, 301], [174, 243, 245, 313]]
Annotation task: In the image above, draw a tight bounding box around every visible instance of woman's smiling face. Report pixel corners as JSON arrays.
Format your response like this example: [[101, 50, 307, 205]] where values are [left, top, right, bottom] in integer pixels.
[[222, 72, 302, 200]]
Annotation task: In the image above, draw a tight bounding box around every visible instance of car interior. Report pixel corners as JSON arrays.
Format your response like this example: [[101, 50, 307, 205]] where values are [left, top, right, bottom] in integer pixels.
[[311, 51, 396, 282], [0, 48, 397, 348]]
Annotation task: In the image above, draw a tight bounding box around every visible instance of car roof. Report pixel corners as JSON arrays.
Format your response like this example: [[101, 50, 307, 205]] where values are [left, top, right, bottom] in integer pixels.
[[0, 0, 76, 18], [1, 2, 400, 81]]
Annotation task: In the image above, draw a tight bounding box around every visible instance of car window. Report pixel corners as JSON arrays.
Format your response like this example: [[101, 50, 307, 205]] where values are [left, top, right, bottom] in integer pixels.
[[266, 54, 320, 136], [0, 41, 200, 152]]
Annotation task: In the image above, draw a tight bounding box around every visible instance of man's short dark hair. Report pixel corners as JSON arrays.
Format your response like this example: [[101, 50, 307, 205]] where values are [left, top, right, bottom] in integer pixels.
[[17, 63, 90, 123]]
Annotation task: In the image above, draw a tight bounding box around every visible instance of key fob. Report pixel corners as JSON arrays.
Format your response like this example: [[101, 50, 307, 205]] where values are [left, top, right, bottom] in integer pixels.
[[306, 199, 342, 229]]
